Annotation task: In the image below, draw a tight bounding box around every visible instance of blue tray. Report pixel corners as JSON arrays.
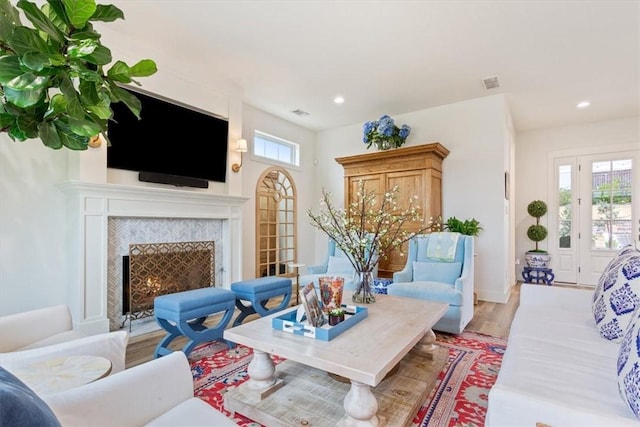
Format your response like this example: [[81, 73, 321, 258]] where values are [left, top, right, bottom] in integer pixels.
[[272, 304, 368, 341]]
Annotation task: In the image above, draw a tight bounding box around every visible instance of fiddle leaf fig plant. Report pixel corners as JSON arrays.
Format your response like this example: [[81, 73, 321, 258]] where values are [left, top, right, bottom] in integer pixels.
[[0, 0, 157, 150]]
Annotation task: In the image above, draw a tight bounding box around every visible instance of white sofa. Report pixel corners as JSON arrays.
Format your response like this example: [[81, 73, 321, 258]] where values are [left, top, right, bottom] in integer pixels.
[[486, 283, 638, 426], [0, 305, 128, 375], [43, 351, 236, 426]]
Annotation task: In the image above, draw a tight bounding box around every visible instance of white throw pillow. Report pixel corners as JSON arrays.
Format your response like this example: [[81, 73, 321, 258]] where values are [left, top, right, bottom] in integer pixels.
[[617, 304, 640, 420], [593, 251, 640, 342], [326, 256, 353, 274]]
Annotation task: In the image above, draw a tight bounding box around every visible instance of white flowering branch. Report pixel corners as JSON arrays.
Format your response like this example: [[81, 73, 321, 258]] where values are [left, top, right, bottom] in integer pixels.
[[307, 180, 440, 273]]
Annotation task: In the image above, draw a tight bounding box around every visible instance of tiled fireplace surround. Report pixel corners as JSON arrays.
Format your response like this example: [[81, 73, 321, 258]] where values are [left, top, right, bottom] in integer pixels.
[[61, 181, 248, 335]]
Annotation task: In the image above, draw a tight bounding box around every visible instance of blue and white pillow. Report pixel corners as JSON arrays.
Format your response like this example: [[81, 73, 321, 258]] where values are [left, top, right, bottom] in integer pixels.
[[593, 245, 639, 304], [617, 304, 640, 419], [592, 251, 640, 342]]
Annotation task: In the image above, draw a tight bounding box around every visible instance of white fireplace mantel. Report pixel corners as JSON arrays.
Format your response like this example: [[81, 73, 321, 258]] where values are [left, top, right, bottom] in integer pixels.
[[60, 181, 249, 334]]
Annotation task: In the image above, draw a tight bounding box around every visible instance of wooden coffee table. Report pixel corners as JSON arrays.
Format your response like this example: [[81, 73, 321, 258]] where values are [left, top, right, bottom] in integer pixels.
[[224, 291, 448, 426]]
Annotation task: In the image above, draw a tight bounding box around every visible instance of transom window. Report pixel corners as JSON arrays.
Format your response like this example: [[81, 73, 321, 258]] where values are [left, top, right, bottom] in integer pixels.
[[253, 131, 299, 167]]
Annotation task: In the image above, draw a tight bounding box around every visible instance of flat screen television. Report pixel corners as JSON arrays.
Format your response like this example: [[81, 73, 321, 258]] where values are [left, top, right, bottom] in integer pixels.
[[106, 86, 229, 185]]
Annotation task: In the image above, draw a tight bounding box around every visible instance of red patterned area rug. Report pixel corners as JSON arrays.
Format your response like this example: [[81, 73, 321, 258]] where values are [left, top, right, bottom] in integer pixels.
[[189, 331, 506, 427]]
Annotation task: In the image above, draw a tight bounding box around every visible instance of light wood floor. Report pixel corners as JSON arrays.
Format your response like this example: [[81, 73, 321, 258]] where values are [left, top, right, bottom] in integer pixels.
[[125, 283, 522, 368]]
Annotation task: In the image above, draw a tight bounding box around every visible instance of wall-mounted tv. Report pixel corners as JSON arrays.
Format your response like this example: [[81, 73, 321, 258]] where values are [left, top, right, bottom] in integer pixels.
[[107, 86, 229, 185]]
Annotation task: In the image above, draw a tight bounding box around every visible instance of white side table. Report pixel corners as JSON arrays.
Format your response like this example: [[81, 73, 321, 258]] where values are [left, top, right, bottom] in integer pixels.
[[10, 355, 112, 395], [288, 262, 305, 305]]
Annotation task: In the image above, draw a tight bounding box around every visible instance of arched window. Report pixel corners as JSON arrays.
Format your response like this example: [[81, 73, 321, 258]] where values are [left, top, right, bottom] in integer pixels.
[[255, 168, 297, 278]]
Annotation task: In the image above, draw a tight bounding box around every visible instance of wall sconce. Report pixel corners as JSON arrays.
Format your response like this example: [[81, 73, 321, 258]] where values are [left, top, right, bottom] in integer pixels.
[[231, 139, 248, 173]]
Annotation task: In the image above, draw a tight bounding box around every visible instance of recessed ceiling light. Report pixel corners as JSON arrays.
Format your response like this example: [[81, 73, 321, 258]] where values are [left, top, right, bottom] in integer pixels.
[[334, 96, 345, 104], [576, 101, 591, 109]]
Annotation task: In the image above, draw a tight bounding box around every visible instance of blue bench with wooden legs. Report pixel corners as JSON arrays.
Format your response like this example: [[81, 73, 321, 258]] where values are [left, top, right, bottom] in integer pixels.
[[231, 277, 292, 326], [153, 287, 236, 358]]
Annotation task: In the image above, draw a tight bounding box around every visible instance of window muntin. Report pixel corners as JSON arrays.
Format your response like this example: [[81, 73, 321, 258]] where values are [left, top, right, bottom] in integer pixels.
[[558, 164, 572, 249], [254, 131, 299, 167], [590, 159, 633, 249]]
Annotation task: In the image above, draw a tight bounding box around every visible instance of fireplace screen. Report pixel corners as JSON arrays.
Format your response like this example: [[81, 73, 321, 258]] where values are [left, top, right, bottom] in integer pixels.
[[124, 241, 215, 321]]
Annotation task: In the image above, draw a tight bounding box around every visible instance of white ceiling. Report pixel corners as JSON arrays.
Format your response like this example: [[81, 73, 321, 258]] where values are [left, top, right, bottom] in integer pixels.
[[104, 1, 639, 132]]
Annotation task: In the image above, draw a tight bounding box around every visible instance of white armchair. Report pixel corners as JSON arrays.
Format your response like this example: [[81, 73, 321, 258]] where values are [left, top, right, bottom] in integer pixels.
[[43, 351, 236, 426], [0, 305, 128, 375]]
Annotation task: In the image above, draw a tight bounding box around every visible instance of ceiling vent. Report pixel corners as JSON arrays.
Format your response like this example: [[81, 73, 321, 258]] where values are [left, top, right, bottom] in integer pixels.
[[291, 109, 310, 117], [481, 75, 501, 90]]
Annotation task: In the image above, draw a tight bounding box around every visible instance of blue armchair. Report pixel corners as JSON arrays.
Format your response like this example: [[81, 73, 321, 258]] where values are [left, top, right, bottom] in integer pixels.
[[299, 239, 358, 291], [387, 233, 474, 334]]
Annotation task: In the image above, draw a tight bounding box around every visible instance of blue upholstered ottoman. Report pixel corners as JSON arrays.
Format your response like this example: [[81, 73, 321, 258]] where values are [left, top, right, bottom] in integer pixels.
[[153, 287, 236, 358], [231, 277, 292, 326]]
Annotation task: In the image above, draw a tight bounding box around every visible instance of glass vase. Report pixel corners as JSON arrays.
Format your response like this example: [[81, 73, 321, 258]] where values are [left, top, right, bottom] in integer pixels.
[[377, 140, 392, 151], [352, 271, 376, 304]]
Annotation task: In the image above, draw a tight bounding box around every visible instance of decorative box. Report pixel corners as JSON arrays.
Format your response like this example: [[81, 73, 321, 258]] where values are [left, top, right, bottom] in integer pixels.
[[272, 304, 368, 341]]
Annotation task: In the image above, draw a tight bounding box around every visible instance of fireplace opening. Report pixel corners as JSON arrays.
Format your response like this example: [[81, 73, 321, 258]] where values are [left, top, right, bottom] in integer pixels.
[[122, 241, 215, 323]]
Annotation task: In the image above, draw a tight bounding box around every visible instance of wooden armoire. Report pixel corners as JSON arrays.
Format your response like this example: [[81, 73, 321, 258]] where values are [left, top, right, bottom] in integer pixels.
[[335, 143, 449, 278]]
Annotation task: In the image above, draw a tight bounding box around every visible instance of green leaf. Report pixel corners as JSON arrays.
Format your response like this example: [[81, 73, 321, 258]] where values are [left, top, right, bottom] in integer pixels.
[[68, 116, 100, 136], [44, 92, 67, 118], [0, 55, 23, 84], [61, 0, 96, 29], [85, 44, 111, 65], [17, 113, 40, 138], [0, 17, 13, 45], [68, 29, 100, 40], [9, 121, 28, 140], [106, 60, 131, 83], [39, 120, 63, 148], [108, 83, 141, 118], [22, 51, 65, 71], [0, 112, 15, 129], [8, 26, 56, 55], [58, 71, 84, 118], [86, 103, 111, 120], [79, 79, 99, 104], [2, 99, 22, 115], [67, 58, 102, 82], [0, 0, 23, 26], [16, 0, 65, 43], [84, 110, 107, 131], [22, 51, 52, 71], [129, 59, 157, 77], [44, 1, 70, 31], [89, 4, 123, 22], [0, 0, 22, 40], [56, 121, 89, 150], [85, 88, 111, 120], [3, 85, 44, 107], [6, 72, 49, 90], [67, 38, 97, 57]]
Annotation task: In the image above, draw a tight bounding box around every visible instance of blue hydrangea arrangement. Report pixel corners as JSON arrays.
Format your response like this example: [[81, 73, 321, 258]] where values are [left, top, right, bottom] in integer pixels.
[[363, 115, 411, 150]]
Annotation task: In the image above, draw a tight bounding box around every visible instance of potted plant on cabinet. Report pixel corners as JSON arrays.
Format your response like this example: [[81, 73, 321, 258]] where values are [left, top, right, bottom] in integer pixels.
[[442, 216, 483, 236], [525, 200, 551, 268]]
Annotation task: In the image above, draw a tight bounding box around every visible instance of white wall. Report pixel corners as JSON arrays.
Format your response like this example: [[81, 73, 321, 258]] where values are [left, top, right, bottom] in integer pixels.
[[0, 62, 245, 317], [315, 94, 514, 303], [239, 105, 317, 280], [0, 137, 70, 314], [515, 117, 640, 279]]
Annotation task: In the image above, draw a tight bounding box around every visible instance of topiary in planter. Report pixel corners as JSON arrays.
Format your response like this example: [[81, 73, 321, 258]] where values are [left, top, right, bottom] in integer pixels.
[[525, 200, 550, 268], [527, 200, 548, 253]]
